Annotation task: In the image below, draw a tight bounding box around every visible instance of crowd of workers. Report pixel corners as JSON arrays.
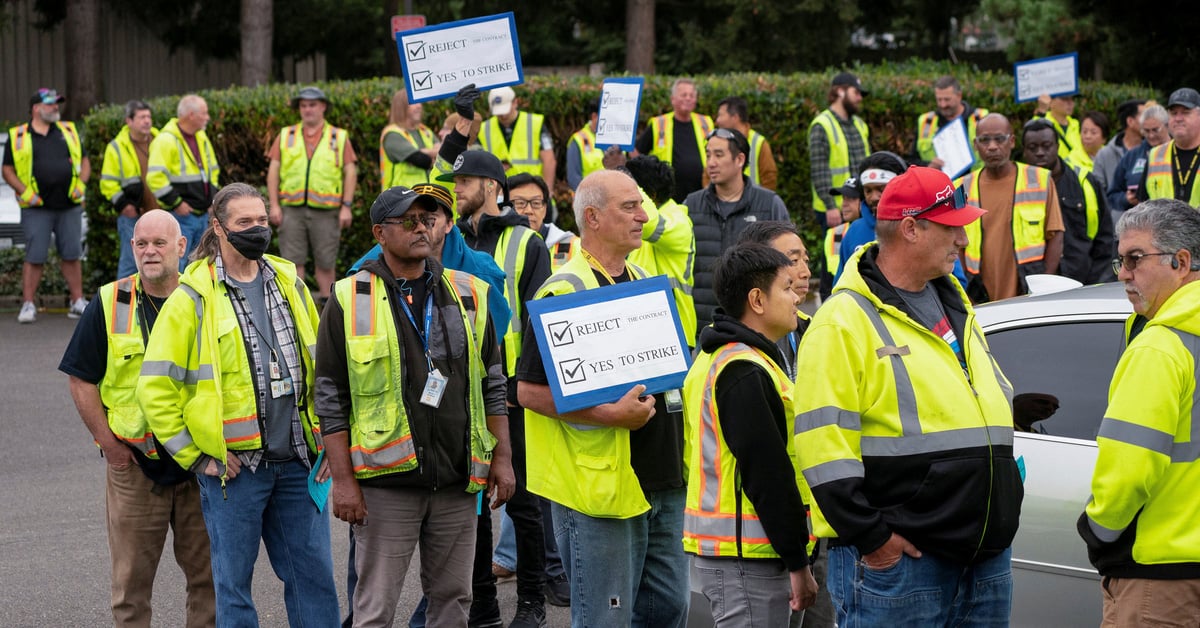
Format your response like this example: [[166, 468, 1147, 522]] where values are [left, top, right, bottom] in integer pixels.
[[2, 65, 1196, 628]]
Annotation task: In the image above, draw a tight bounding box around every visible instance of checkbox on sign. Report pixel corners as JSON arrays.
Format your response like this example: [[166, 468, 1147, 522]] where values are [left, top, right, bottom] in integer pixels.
[[548, 321, 574, 347], [558, 358, 587, 385], [406, 40, 426, 61], [412, 71, 433, 91]]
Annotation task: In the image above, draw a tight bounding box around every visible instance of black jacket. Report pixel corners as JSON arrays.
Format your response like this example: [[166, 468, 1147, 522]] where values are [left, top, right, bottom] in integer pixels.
[[1053, 159, 1116, 284]]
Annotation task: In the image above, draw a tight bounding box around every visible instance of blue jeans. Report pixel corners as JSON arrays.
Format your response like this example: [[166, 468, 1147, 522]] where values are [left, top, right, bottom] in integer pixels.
[[116, 214, 137, 279], [172, 210, 208, 270], [826, 545, 1012, 627], [196, 458, 340, 627], [552, 487, 689, 628]]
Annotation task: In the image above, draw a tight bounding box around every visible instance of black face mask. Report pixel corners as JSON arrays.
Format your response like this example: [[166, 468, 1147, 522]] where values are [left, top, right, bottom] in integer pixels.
[[222, 223, 271, 261]]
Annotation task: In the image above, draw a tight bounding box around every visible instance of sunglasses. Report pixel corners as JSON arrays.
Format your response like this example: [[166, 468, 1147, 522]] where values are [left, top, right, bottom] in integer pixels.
[[911, 185, 969, 217], [380, 214, 438, 231], [1111, 252, 1174, 275]]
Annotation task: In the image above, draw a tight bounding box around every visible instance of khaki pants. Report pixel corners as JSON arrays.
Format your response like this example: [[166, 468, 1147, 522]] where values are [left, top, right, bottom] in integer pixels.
[[106, 464, 215, 628], [1102, 576, 1200, 627]]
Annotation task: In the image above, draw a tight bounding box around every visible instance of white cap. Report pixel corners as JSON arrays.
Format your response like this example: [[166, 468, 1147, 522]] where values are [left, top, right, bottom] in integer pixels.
[[489, 87, 516, 116]]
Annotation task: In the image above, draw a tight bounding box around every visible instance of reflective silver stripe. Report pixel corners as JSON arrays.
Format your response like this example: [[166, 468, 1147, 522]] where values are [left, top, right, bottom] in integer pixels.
[[119, 176, 139, 186], [1086, 513, 1125, 543], [1014, 247, 1045, 263], [148, 165, 171, 174], [112, 278, 134, 333], [350, 436, 417, 472], [223, 416, 259, 442], [564, 421, 603, 431], [802, 458, 865, 487], [510, 113, 540, 166], [844, 292, 921, 436], [697, 346, 753, 511], [795, 405, 861, 434], [1146, 162, 1171, 176], [170, 174, 205, 183], [502, 229, 528, 333], [973, 328, 1014, 407], [470, 458, 491, 483], [830, 166, 850, 176], [669, 277, 693, 296], [860, 425, 1012, 457], [179, 284, 205, 360], [353, 271, 374, 336], [101, 174, 123, 181], [646, 214, 667, 243], [108, 139, 128, 177], [1172, 328, 1200, 445], [1097, 419, 1176, 456], [546, 273, 587, 294], [1013, 191, 1047, 204], [141, 360, 214, 384], [684, 512, 771, 547], [683, 246, 694, 282], [163, 426, 195, 456]]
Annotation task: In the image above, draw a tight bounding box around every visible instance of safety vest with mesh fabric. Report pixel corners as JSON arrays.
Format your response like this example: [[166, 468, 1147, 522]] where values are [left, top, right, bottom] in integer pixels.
[[916, 108, 988, 166], [809, 109, 871, 213], [333, 268, 495, 488], [380, 123, 436, 189], [100, 125, 159, 209], [570, 124, 606, 181], [683, 342, 802, 559], [1068, 162, 1101, 239], [823, 222, 850, 280], [137, 255, 321, 472], [99, 275, 160, 459], [480, 111, 546, 178], [745, 129, 766, 186], [278, 123, 348, 209], [493, 225, 537, 375], [1145, 141, 1200, 207], [648, 112, 713, 169], [8, 121, 85, 207], [523, 254, 651, 518], [959, 163, 1052, 276]]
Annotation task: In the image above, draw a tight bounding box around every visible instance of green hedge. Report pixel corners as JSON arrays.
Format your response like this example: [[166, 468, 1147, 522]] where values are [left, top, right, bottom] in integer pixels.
[[77, 60, 1157, 292]]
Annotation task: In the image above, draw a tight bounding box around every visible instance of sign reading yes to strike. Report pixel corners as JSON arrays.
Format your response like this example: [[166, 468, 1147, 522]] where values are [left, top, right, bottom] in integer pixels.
[[1014, 52, 1078, 103], [527, 275, 691, 414], [396, 12, 524, 104], [594, 78, 645, 152]]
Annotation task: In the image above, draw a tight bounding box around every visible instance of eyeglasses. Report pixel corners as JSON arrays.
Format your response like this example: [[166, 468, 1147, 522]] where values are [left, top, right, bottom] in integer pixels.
[[975, 134, 1012, 146], [511, 198, 546, 211], [380, 214, 438, 231], [912, 185, 969, 218], [1112, 251, 1175, 275]]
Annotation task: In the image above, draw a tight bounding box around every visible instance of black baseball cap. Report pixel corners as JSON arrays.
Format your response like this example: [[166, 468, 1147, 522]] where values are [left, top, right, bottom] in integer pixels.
[[831, 177, 861, 199], [30, 88, 65, 106], [369, 186, 442, 225], [1167, 88, 1200, 110], [832, 72, 868, 96], [436, 151, 508, 192]]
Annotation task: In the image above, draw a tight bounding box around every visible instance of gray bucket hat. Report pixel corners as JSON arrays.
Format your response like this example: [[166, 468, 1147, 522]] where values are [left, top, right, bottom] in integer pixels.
[[290, 86, 329, 109]]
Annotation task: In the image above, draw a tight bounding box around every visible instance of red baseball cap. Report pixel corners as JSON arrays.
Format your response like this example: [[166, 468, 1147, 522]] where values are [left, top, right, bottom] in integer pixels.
[[875, 166, 986, 227]]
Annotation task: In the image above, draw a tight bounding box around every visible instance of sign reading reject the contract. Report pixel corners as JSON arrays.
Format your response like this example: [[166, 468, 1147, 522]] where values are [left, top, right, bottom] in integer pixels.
[[396, 12, 524, 104], [527, 276, 691, 414]]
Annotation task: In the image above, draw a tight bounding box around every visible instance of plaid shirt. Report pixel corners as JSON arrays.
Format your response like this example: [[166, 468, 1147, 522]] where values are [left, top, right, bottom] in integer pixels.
[[808, 109, 869, 211], [215, 254, 310, 471]]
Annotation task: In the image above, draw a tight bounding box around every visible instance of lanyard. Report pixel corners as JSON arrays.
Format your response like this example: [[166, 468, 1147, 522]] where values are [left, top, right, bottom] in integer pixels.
[[784, 329, 798, 380], [580, 248, 619, 286], [397, 289, 435, 372]]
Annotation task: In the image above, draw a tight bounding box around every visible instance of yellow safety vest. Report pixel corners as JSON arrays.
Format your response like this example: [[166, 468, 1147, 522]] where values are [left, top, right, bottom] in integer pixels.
[[524, 254, 651, 518], [824, 222, 850, 278], [1041, 114, 1093, 172], [481, 111, 546, 178], [99, 275, 160, 458], [1145, 141, 1200, 207], [1068, 163, 1101, 240], [745, 129, 767, 186], [277, 123, 348, 209], [648, 113, 713, 169], [916, 108, 988, 166], [683, 342, 800, 559], [549, 235, 581, 272], [809, 109, 871, 213], [380, 123, 436, 190], [146, 118, 221, 210], [627, 193, 697, 342], [137, 255, 320, 471], [7, 121, 85, 207], [495, 225, 537, 375], [334, 268, 495, 489], [570, 124, 606, 181], [959, 164, 1052, 276], [100, 125, 159, 209]]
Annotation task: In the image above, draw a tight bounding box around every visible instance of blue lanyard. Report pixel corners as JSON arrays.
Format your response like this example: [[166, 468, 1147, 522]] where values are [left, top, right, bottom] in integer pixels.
[[784, 330, 798, 380], [397, 290, 435, 372]]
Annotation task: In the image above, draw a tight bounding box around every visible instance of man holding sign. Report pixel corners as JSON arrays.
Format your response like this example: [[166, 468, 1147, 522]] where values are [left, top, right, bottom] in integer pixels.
[[518, 170, 689, 628], [912, 76, 988, 171]]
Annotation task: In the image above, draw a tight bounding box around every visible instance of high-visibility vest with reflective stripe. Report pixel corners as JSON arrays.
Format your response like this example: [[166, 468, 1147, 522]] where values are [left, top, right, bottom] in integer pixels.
[[137, 255, 320, 471], [1069, 163, 1101, 239], [278, 123, 347, 209], [648, 113, 713, 169], [380, 123, 436, 190], [481, 111, 546, 178], [683, 342, 799, 559], [99, 275, 159, 458], [823, 222, 849, 278], [793, 267, 1014, 539], [334, 268, 495, 489], [8, 121, 85, 207], [745, 129, 766, 186], [146, 118, 221, 209], [100, 125, 159, 209], [1145, 141, 1200, 207], [524, 254, 651, 518], [959, 164, 1052, 275], [627, 194, 697, 342], [809, 110, 871, 213], [549, 235, 580, 271], [570, 125, 605, 180], [494, 225, 536, 375], [916, 108, 987, 166], [1042, 114, 1093, 171]]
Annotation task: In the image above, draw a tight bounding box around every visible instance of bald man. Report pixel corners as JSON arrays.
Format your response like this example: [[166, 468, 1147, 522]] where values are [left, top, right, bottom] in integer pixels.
[[59, 209, 215, 627]]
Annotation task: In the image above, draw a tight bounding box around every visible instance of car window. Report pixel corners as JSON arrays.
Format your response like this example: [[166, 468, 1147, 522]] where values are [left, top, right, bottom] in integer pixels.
[[986, 321, 1125, 440]]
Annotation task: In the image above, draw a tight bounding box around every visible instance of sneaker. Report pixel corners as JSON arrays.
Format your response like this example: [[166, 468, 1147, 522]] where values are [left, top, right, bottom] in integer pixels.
[[68, 298, 88, 319], [467, 597, 503, 628], [543, 572, 571, 607], [17, 301, 36, 324], [508, 600, 547, 628], [492, 561, 516, 582]]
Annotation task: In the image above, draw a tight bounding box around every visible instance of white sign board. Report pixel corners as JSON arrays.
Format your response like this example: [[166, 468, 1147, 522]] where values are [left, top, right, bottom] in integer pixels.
[[1014, 52, 1079, 104], [932, 117, 975, 179], [526, 276, 691, 413], [396, 12, 524, 104], [594, 78, 645, 152]]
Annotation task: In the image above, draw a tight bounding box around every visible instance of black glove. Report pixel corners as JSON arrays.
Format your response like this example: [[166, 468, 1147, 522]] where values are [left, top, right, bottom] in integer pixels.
[[454, 84, 480, 120]]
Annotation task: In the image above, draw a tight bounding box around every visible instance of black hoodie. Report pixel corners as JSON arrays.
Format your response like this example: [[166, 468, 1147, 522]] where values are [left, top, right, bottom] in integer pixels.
[[696, 311, 811, 571]]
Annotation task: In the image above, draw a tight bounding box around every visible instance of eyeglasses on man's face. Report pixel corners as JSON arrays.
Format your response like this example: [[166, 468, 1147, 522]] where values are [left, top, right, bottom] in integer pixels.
[[380, 214, 438, 231], [975, 134, 1012, 146], [1111, 251, 1174, 275], [511, 198, 546, 211]]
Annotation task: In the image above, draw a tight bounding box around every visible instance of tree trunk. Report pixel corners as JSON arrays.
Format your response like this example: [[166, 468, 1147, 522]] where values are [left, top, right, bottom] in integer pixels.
[[625, 0, 655, 74], [241, 0, 273, 86], [64, 0, 102, 120]]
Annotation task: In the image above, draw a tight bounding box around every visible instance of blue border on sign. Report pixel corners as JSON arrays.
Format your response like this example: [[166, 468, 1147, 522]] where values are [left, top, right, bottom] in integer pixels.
[[396, 12, 525, 105], [1013, 52, 1078, 104], [596, 77, 645, 152], [526, 275, 691, 414]]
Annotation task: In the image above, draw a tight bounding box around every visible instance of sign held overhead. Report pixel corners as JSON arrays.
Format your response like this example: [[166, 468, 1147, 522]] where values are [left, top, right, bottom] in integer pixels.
[[395, 12, 524, 104], [594, 78, 645, 152]]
